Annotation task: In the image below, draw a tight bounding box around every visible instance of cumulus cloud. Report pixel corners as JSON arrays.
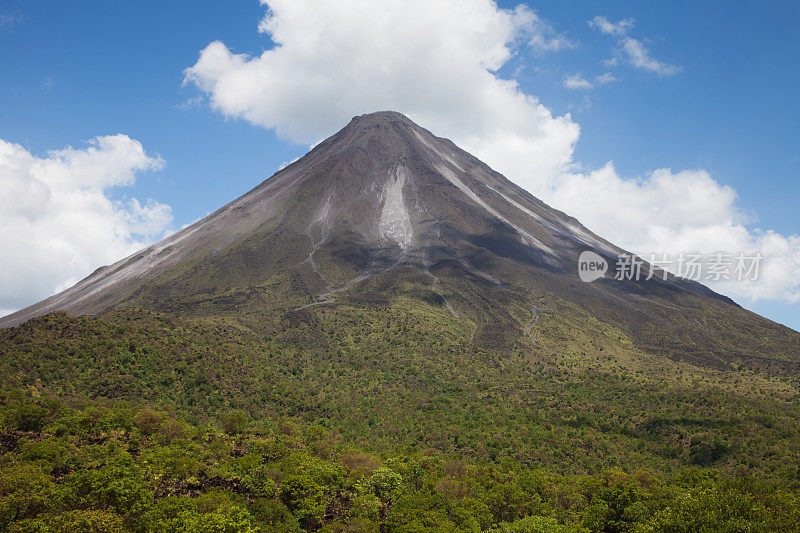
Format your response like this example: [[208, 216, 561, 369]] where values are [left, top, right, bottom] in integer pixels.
[[0, 135, 172, 314], [537, 164, 800, 303], [589, 16, 680, 76], [185, 0, 580, 182], [185, 0, 799, 305]]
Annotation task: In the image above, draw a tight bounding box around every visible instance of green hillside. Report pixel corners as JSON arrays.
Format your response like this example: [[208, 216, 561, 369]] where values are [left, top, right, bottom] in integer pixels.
[[3, 296, 800, 531]]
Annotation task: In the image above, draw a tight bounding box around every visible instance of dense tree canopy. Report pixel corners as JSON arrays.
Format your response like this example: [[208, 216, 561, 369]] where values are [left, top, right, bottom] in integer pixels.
[[2, 308, 800, 530]]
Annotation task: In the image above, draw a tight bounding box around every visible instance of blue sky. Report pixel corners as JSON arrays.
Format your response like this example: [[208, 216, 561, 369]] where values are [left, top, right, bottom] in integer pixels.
[[1, 1, 799, 329]]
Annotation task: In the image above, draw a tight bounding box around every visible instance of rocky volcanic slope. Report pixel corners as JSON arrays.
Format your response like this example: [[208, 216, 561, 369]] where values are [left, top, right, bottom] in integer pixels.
[[3, 111, 799, 369]]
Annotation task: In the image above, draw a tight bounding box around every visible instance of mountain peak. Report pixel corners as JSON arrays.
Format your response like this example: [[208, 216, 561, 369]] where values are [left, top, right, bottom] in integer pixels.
[[4, 111, 782, 369], [343, 111, 425, 134], [349, 110, 414, 124], [321, 110, 423, 152]]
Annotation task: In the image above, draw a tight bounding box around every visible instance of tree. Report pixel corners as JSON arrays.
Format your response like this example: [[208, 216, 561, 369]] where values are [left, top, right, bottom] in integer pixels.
[[59, 454, 153, 522], [9, 402, 49, 431], [0, 463, 53, 526], [134, 408, 165, 436], [358, 467, 403, 527], [280, 475, 326, 530], [222, 411, 248, 435]]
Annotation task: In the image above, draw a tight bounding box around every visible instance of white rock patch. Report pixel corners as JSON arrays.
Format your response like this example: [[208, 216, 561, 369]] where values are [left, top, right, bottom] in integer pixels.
[[380, 166, 414, 249]]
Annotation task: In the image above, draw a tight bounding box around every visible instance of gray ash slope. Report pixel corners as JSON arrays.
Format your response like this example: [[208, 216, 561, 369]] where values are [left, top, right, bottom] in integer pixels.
[[3, 111, 799, 369]]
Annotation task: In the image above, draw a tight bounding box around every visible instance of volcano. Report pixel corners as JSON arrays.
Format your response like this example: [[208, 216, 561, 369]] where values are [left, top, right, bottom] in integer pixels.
[[3, 111, 798, 369]]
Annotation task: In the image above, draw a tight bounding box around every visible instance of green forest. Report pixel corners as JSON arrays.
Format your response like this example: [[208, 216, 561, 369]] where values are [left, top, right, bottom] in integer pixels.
[[2, 304, 800, 531]]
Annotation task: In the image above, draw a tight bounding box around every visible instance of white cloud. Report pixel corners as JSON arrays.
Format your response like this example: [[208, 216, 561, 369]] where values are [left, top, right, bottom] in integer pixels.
[[564, 72, 618, 90], [537, 164, 800, 303], [0, 135, 173, 311], [523, 8, 576, 52], [185, 0, 580, 182], [564, 74, 593, 90], [589, 16, 679, 76], [175, 95, 204, 110], [185, 0, 800, 305], [619, 37, 680, 76], [588, 16, 634, 37], [595, 72, 618, 85]]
